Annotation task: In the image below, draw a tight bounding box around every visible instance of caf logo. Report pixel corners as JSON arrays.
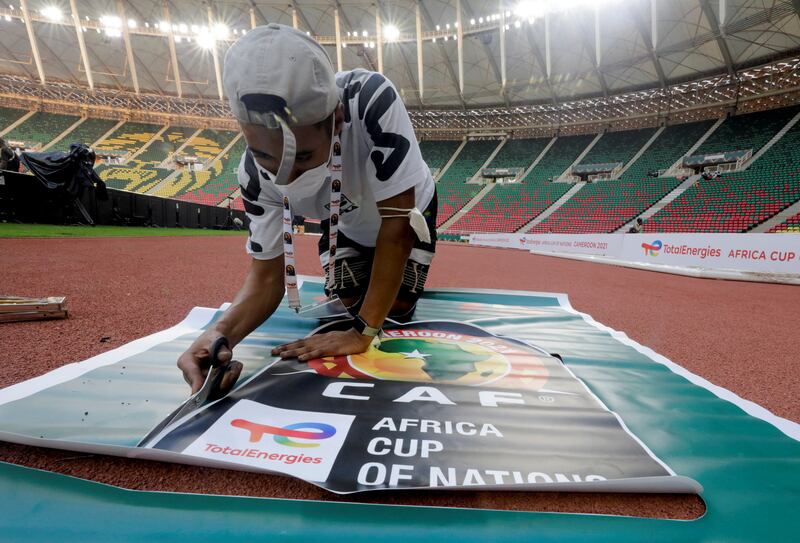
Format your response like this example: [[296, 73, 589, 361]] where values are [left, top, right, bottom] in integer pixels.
[[308, 321, 550, 390]]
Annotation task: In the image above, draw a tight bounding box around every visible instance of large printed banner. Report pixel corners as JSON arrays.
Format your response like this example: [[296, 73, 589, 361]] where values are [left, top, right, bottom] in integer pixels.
[[469, 233, 800, 276], [0, 282, 701, 494]]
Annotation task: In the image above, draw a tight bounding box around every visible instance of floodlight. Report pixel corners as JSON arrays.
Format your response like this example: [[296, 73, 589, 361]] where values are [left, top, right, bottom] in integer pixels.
[[127, 19, 136, 29], [178, 23, 188, 34], [3, 15, 10, 22], [41, 6, 62, 22], [196, 31, 215, 49], [383, 24, 400, 42], [212, 23, 229, 39], [362, 29, 368, 37], [99, 15, 121, 28]]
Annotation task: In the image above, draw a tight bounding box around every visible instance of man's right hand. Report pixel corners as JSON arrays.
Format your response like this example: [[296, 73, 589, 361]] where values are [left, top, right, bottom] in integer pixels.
[[177, 330, 243, 395]]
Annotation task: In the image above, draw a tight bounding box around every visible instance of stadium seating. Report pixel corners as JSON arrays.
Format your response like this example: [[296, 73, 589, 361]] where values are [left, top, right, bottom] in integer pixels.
[[436, 182, 484, 227], [524, 134, 594, 182], [419, 140, 461, 174], [176, 138, 246, 205], [439, 139, 501, 183], [768, 211, 800, 233], [645, 118, 800, 232], [3, 112, 80, 149], [623, 120, 715, 180], [528, 177, 682, 233], [524, 121, 718, 234], [579, 127, 656, 167], [180, 129, 238, 161], [94, 121, 163, 154], [696, 104, 800, 155], [447, 182, 572, 233], [101, 126, 195, 193], [486, 138, 552, 172], [56, 118, 118, 151], [0, 107, 26, 133]]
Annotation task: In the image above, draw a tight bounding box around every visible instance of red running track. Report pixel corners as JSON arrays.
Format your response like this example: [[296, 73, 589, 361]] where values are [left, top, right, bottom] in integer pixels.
[[1, 234, 798, 518]]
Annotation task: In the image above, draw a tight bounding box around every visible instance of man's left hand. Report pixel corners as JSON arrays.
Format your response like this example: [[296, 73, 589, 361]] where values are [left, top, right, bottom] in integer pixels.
[[272, 329, 374, 361]]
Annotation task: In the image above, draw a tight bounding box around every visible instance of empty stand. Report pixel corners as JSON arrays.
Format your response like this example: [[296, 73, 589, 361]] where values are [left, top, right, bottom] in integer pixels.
[[3, 111, 80, 149], [176, 137, 246, 205], [695, 104, 800, 155], [419, 140, 461, 174], [447, 182, 572, 233], [55, 118, 119, 151], [768, 211, 800, 233], [438, 139, 501, 183], [436, 182, 484, 227], [0, 107, 26, 133], [579, 127, 656, 168], [524, 134, 594, 182], [645, 115, 800, 233], [486, 138, 551, 172], [529, 177, 682, 233]]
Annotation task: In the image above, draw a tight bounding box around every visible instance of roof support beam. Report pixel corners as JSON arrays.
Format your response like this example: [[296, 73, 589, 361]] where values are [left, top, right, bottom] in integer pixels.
[[415, 1, 424, 105], [375, 8, 383, 73], [19, 0, 45, 85], [699, 0, 735, 76], [207, 5, 224, 100], [249, 4, 257, 29], [587, 4, 609, 96], [334, 7, 343, 71], [291, 1, 314, 34], [629, 4, 667, 88], [462, 0, 508, 105], [117, 0, 139, 94], [334, 0, 376, 72], [162, 0, 182, 97], [524, 20, 557, 104], [375, 1, 419, 105], [69, 0, 93, 90], [419, 1, 466, 108], [456, 0, 464, 95]]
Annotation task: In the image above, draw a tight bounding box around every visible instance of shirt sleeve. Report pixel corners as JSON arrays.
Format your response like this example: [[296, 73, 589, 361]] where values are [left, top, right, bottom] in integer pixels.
[[237, 151, 284, 260], [356, 73, 429, 203]]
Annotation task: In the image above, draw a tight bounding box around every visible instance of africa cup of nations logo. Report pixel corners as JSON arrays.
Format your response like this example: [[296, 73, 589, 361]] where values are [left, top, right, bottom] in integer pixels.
[[305, 321, 552, 392], [642, 239, 662, 256]]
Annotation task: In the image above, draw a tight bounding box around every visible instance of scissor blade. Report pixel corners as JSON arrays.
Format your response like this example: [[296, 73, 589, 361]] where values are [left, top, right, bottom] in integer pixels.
[[138, 364, 231, 446]]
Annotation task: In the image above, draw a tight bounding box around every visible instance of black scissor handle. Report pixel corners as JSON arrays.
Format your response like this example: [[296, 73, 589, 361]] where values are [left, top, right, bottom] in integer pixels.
[[209, 336, 230, 368]]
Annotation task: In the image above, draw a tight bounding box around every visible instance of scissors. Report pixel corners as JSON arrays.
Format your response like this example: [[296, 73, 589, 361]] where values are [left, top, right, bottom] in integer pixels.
[[139, 336, 235, 446]]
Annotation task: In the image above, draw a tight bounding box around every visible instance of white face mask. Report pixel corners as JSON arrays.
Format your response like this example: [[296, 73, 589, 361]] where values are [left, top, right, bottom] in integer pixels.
[[254, 122, 335, 201]]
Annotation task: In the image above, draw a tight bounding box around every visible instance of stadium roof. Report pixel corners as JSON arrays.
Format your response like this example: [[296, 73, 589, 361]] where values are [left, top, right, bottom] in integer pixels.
[[0, 0, 797, 110]]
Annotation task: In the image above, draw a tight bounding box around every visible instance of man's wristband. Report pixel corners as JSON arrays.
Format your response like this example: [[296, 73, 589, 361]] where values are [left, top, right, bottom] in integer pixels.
[[352, 315, 381, 338]]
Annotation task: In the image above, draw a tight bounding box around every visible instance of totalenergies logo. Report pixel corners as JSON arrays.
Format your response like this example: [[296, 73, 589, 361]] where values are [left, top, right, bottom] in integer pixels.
[[641, 239, 662, 257], [231, 419, 336, 448]]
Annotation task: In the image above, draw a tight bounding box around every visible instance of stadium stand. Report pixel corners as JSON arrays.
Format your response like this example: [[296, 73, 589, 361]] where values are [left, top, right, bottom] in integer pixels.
[[435, 182, 484, 228], [768, 211, 800, 233], [447, 182, 572, 233], [485, 137, 552, 172], [94, 121, 163, 154], [180, 129, 237, 161], [55, 118, 119, 151], [622, 120, 715, 180], [528, 177, 683, 233], [0, 107, 26, 133], [578, 127, 656, 167], [438, 139, 500, 183], [419, 139, 461, 175], [524, 134, 594, 182], [695, 104, 800, 155], [645, 115, 800, 232], [175, 137, 246, 205], [525, 121, 718, 233], [3, 111, 80, 148]]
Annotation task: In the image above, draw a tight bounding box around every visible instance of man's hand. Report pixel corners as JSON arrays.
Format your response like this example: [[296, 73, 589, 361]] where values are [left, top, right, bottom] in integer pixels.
[[177, 330, 243, 394], [272, 329, 374, 361]]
